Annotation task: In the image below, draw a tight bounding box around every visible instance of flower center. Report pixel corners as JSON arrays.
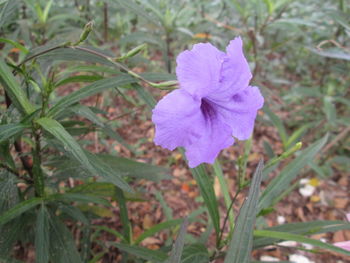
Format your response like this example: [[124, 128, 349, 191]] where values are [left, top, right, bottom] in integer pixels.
[[200, 99, 216, 120]]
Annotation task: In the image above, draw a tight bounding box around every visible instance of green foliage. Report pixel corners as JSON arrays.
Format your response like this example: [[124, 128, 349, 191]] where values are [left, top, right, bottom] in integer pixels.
[[0, 0, 349, 262], [224, 160, 264, 263]]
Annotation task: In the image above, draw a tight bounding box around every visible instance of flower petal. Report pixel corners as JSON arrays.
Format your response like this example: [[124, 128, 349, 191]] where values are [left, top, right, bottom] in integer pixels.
[[184, 111, 234, 168], [211, 86, 264, 140], [176, 43, 225, 99], [334, 241, 350, 251], [152, 89, 203, 151], [208, 37, 252, 101]]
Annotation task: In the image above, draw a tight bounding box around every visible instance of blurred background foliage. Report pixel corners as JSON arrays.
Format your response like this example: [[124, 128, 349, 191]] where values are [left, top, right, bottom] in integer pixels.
[[0, 0, 349, 262]]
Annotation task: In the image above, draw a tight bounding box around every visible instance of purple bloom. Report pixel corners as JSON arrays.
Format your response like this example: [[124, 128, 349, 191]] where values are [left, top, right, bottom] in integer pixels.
[[152, 37, 264, 168]]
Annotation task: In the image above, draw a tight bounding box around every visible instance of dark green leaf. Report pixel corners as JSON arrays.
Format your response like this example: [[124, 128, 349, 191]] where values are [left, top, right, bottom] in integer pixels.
[[166, 218, 189, 263], [135, 219, 182, 245], [224, 160, 264, 263], [0, 59, 35, 115], [50, 193, 111, 207], [98, 154, 171, 182], [254, 230, 350, 256], [55, 75, 103, 87], [191, 164, 220, 241], [35, 204, 50, 263], [36, 117, 95, 172], [0, 0, 18, 29], [48, 75, 136, 118], [110, 243, 167, 262], [181, 243, 209, 263], [0, 198, 42, 225], [0, 123, 28, 143], [49, 213, 82, 263], [258, 135, 328, 211], [254, 220, 350, 248]]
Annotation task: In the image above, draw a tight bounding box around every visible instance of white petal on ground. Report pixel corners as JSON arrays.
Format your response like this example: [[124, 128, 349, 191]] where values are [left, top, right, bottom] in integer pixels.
[[299, 178, 310, 185], [301, 243, 314, 250], [278, 240, 298, 247], [299, 184, 315, 197], [260, 255, 280, 261], [289, 254, 315, 263], [277, 215, 286, 224]]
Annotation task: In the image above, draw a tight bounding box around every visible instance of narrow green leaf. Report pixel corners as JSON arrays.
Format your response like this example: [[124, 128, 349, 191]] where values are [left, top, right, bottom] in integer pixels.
[[224, 160, 264, 263], [38, 119, 131, 192], [254, 230, 350, 256], [181, 243, 209, 263], [213, 160, 234, 229], [110, 243, 167, 262], [48, 75, 136, 117], [191, 164, 220, 241], [86, 153, 132, 192], [98, 154, 170, 182], [116, 0, 160, 26], [0, 0, 18, 29], [0, 197, 42, 225], [258, 135, 328, 211], [263, 106, 287, 147], [50, 193, 111, 207], [167, 217, 189, 263], [59, 204, 89, 225], [309, 48, 350, 61], [132, 83, 157, 109], [36, 117, 94, 172], [35, 204, 50, 263], [49, 213, 82, 263], [92, 225, 126, 242], [29, 45, 115, 66], [55, 75, 103, 87], [134, 219, 182, 245], [71, 105, 133, 152], [254, 220, 350, 248], [115, 187, 132, 243], [0, 38, 29, 54], [0, 59, 35, 115], [0, 123, 28, 143], [68, 182, 115, 198]]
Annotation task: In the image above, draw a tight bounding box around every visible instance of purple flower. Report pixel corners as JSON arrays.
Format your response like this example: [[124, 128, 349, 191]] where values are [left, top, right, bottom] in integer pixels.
[[152, 37, 264, 168]]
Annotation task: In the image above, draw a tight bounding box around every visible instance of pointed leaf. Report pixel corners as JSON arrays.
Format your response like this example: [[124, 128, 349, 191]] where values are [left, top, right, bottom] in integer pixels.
[[191, 165, 220, 240], [224, 160, 264, 263], [0, 198, 42, 225], [49, 214, 82, 263], [258, 135, 328, 211], [35, 204, 50, 263], [110, 243, 167, 262], [166, 218, 189, 263], [36, 117, 95, 172], [0, 59, 35, 115], [0, 123, 28, 143], [47, 75, 136, 118], [254, 230, 350, 256]]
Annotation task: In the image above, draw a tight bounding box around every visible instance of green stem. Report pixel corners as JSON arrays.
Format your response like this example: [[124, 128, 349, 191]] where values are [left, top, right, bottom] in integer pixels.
[[32, 130, 44, 197], [238, 137, 252, 188], [115, 187, 132, 244], [213, 160, 234, 230]]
